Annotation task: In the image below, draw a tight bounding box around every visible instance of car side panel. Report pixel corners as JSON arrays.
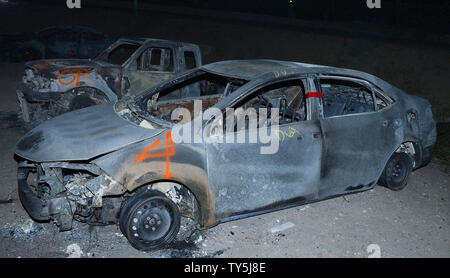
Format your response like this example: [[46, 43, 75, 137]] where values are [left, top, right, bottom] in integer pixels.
[[92, 131, 217, 228]]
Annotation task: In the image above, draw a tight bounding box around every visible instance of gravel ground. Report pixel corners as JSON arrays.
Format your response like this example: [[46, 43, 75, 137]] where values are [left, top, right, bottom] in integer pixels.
[[0, 63, 448, 258]]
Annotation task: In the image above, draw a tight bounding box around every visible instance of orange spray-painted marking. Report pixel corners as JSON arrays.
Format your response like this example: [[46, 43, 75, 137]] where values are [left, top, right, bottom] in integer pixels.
[[57, 69, 76, 85], [136, 131, 175, 179], [75, 68, 90, 87], [57, 68, 91, 87], [35, 61, 58, 69]]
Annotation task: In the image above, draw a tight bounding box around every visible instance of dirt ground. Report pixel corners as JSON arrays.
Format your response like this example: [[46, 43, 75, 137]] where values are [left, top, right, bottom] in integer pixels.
[[0, 2, 449, 258]]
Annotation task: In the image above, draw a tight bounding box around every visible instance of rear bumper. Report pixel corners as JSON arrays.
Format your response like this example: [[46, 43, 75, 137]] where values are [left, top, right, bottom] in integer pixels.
[[17, 167, 49, 221]]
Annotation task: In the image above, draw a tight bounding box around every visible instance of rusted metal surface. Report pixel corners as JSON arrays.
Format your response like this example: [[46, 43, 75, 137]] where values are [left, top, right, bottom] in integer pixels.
[[16, 37, 202, 128], [14, 60, 436, 233]]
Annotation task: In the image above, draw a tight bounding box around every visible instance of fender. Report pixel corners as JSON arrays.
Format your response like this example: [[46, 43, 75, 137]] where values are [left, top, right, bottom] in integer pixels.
[[92, 132, 217, 229]]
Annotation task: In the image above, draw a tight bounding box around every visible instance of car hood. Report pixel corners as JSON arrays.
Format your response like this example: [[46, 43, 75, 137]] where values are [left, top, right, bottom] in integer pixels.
[[14, 104, 163, 162], [25, 58, 108, 77]]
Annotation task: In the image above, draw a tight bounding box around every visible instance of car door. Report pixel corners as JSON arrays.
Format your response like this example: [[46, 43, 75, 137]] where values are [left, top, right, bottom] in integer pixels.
[[204, 76, 323, 220], [317, 75, 399, 198], [126, 46, 177, 95]]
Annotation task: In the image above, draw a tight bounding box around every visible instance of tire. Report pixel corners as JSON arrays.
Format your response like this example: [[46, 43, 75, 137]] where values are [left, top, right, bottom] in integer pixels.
[[119, 189, 181, 251], [379, 152, 413, 191], [69, 95, 97, 111]]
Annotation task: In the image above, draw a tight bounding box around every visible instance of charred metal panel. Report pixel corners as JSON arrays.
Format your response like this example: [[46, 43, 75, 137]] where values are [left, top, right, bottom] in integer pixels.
[[318, 109, 401, 197], [126, 71, 175, 96], [14, 104, 162, 162], [92, 133, 216, 228], [205, 121, 322, 219]]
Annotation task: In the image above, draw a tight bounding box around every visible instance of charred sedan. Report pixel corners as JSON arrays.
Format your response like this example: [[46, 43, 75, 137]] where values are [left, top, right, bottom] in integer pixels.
[[14, 60, 436, 251], [17, 37, 202, 127]]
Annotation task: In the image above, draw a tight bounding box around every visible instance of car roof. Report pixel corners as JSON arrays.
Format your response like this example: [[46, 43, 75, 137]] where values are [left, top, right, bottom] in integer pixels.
[[116, 37, 199, 48], [200, 59, 405, 101], [201, 59, 332, 80], [201, 59, 397, 91]]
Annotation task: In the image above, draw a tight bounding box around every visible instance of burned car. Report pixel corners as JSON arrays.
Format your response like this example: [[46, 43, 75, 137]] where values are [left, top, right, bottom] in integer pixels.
[[0, 25, 115, 62], [14, 60, 436, 251], [17, 37, 202, 126]]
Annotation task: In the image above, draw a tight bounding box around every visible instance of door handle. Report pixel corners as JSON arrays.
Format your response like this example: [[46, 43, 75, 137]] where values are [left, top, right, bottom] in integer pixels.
[[382, 120, 389, 127]]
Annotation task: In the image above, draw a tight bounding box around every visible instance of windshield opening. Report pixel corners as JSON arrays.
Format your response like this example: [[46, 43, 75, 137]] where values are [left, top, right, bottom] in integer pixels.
[[135, 71, 246, 124], [95, 42, 140, 65]]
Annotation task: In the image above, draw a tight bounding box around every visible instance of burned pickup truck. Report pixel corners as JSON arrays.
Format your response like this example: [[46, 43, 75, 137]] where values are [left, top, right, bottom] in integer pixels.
[[17, 37, 202, 126], [14, 60, 436, 251]]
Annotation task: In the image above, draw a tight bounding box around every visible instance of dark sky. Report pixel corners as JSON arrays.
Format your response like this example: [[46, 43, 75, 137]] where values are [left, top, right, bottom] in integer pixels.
[[116, 0, 449, 31], [26, 0, 450, 32]]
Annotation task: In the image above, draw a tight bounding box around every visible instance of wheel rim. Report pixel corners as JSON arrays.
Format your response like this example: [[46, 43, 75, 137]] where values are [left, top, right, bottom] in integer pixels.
[[128, 198, 175, 244], [389, 159, 407, 184]]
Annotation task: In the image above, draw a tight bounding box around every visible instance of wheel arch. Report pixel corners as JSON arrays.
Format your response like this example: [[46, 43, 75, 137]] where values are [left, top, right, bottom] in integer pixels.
[[66, 86, 112, 103], [127, 177, 212, 228], [383, 140, 422, 174]]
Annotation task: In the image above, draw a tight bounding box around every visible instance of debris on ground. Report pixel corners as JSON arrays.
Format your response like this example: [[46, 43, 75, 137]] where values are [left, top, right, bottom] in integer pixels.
[[0, 219, 44, 239], [270, 222, 295, 233], [20, 219, 38, 234], [66, 243, 83, 258]]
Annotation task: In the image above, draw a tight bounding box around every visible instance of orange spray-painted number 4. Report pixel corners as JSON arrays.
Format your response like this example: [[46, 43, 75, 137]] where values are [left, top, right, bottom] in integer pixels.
[[136, 132, 175, 179]]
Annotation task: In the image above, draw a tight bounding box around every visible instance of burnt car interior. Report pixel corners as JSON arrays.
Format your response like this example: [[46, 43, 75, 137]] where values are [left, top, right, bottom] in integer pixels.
[[320, 78, 393, 118], [136, 47, 174, 72], [184, 51, 197, 70], [320, 78, 375, 117], [96, 42, 140, 65], [141, 75, 307, 129], [146, 71, 247, 122], [232, 79, 307, 130]]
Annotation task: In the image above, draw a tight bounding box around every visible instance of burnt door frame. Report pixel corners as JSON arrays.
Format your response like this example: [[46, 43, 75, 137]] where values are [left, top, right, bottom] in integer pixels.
[[204, 75, 324, 221], [316, 74, 400, 198]]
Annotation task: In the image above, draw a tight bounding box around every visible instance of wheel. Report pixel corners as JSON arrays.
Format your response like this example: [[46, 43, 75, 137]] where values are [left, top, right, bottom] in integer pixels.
[[69, 95, 97, 111], [119, 189, 180, 251], [379, 152, 413, 191]]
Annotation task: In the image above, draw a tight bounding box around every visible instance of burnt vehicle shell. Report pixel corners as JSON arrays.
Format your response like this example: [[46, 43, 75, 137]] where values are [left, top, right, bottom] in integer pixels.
[[0, 25, 115, 62], [14, 60, 436, 249], [17, 37, 202, 127]]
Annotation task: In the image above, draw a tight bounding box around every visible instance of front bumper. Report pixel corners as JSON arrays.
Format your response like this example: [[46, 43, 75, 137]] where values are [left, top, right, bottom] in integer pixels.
[[17, 165, 74, 230], [17, 167, 49, 221]]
